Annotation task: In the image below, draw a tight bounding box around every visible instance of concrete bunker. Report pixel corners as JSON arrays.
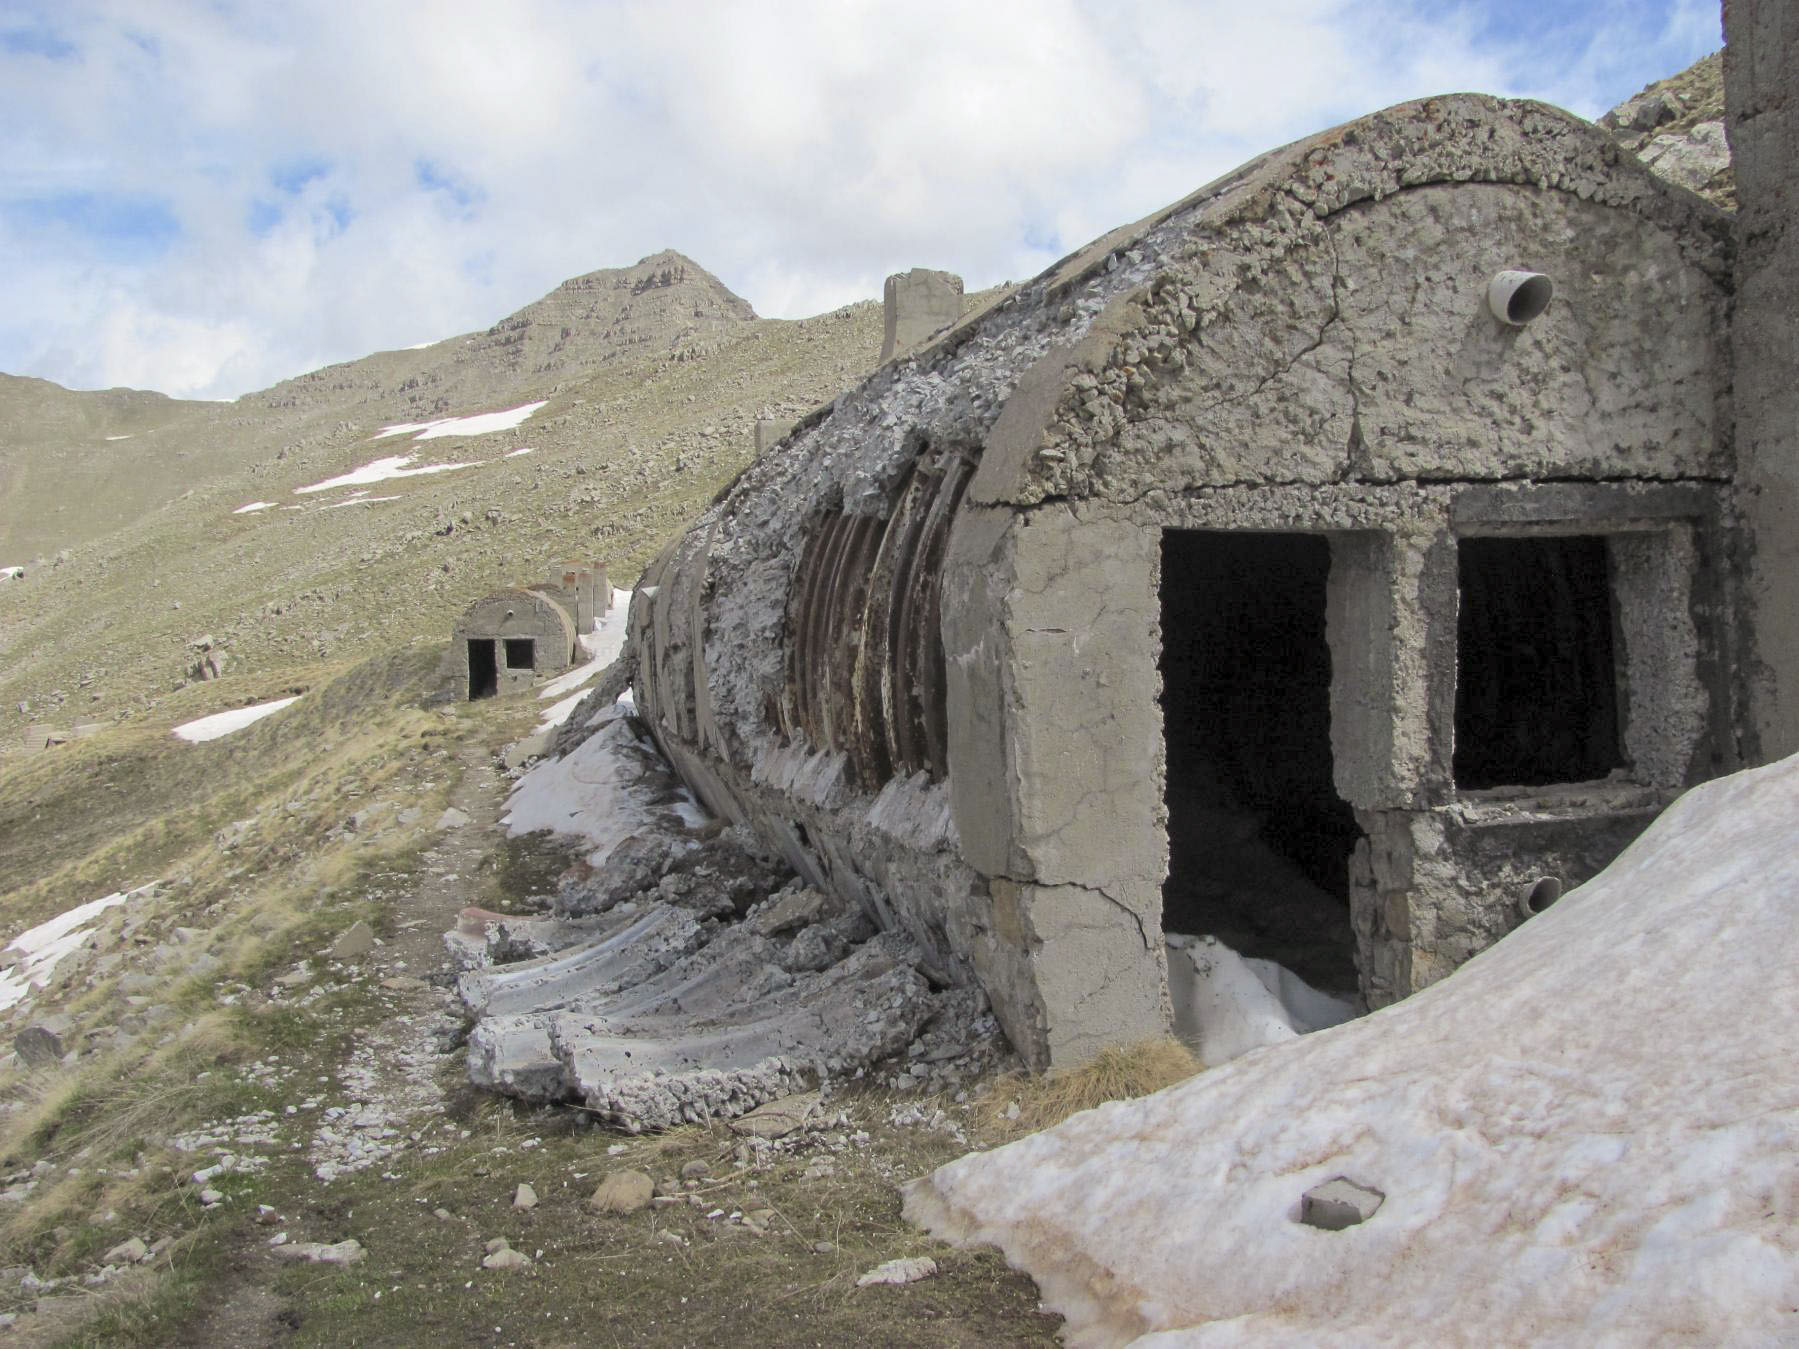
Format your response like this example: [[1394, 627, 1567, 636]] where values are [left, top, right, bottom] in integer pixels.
[[626, 94, 1742, 1069], [447, 587, 578, 701]]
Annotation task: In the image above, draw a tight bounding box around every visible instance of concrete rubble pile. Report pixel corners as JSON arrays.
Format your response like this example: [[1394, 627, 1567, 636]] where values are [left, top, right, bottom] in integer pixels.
[[449, 702, 1008, 1130]]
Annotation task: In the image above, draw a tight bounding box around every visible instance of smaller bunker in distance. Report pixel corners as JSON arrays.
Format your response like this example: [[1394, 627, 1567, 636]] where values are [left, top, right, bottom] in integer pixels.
[[448, 587, 578, 700]]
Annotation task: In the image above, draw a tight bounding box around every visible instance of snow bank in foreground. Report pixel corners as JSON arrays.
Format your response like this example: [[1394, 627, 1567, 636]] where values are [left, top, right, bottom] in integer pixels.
[[373, 401, 546, 442], [907, 756, 1799, 1347], [172, 696, 300, 743], [0, 883, 156, 1013], [233, 501, 277, 514]]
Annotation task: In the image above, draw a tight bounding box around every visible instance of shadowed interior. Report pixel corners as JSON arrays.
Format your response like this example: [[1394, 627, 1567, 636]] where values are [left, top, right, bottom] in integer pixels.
[[1159, 530, 1361, 991]]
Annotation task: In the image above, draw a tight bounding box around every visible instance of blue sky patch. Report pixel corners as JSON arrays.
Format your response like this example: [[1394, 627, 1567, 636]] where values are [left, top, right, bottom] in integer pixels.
[[247, 198, 282, 237], [1, 24, 76, 59], [415, 158, 483, 213], [4, 191, 180, 261], [271, 157, 331, 195]]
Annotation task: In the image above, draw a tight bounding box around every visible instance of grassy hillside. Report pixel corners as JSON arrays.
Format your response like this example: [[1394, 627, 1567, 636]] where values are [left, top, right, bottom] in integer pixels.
[[0, 255, 1002, 747]]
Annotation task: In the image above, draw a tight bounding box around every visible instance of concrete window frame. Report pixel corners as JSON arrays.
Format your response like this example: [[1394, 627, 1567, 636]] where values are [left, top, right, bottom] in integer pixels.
[[1438, 484, 1728, 804]]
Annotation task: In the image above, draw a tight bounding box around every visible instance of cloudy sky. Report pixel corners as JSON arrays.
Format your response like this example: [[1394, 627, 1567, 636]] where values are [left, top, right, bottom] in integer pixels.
[[2, 0, 1721, 401]]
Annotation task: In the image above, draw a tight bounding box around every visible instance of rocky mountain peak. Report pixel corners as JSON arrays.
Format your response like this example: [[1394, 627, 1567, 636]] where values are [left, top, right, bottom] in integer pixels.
[[1602, 50, 1733, 208]]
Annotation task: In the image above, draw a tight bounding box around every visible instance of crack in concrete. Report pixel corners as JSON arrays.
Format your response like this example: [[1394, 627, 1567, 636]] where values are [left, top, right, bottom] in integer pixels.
[[994, 872, 1155, 954]]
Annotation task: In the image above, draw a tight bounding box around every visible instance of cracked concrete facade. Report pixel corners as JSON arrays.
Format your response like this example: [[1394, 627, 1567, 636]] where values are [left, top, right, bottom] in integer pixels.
[[628, 94, 1750, 1069]]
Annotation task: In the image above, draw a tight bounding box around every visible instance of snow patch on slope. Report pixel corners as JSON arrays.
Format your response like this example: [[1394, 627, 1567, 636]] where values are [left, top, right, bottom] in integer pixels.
[[294, 454, 478, 495], [538, 589, 632, 702], [0, 883, 156, 1013], [373, 401, 546, 442], [503, 711, 706, 868], [907, 755, 1799, 1347], [172, 696, 301, 743]]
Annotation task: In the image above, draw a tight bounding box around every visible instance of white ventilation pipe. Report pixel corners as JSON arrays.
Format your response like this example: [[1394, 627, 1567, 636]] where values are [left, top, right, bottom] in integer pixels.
[[1518, 876, 1564, 920], [1487, 270, 1554, 325]]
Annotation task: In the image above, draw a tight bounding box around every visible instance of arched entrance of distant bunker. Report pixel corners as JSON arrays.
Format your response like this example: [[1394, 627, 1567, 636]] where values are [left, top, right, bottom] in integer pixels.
[[1158, 529, 1361, 995]]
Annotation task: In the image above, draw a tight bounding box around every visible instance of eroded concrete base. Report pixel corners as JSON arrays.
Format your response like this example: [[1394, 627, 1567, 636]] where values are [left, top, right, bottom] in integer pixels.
[[454, 708, 1007, 1129]]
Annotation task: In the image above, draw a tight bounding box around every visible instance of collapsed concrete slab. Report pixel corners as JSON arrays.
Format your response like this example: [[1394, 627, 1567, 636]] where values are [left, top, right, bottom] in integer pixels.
[[455, 701, 1004, 1128], [624, 94, 1744, 1069]]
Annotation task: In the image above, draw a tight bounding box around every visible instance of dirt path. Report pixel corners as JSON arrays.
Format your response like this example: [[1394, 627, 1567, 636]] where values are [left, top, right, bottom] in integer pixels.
[[179, 717, 523, 1346]]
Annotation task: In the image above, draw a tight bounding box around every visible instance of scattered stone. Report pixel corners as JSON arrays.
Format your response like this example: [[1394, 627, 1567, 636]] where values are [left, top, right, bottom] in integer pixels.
[[273, 1239, 366, 1265], [502, 733, 553, 769], [102, 1237, 147, 1265], [436, 807, 472, 830], [327, 920, 376, 962], [728, 1090, 821, 1139], [513, 1183, 538, 1210], [588, 1170, 654, 1215], [255, 1205, 280, 1226], [1298, 1177, 1385, 1231], [14, 1022, 69, 1067], [482, 1244, 531, 1270], [198, 1188, 223, 1206], [812, 1240, 834, 1255], [678, 1160, 710, 1182], [434, 1208, 453, 1220], [856, 1255, 939, 1287]]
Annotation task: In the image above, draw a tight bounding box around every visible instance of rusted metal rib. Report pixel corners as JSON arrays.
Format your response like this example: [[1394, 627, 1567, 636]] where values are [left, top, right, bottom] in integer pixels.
[[784, 442, 972, 788]]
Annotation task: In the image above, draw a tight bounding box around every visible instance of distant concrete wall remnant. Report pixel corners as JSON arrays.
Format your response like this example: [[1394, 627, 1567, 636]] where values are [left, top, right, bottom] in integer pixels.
[[881, 269, 964, 362], [22, 723, 63, 753], [755, 420, 796, 454], [550, 560, 605, 635]]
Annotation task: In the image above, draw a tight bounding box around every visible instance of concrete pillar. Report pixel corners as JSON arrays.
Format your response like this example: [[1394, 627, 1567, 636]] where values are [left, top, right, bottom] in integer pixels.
[[567, 563, 596, 635], [880, 269, 963, 362], [754, 419, 795, 454], [1725, 0, 1799, 759]]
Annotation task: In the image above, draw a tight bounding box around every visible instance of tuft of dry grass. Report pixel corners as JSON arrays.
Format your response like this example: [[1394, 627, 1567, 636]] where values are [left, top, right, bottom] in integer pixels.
[[976, 1038, 1202, 1142]]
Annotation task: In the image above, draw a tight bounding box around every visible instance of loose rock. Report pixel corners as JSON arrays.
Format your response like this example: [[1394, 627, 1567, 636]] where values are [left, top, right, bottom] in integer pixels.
[[1298, 1177, 1385, 1231], [273, 1239, 366, 1265], [102, 1237, 148, 1265], [856, 1256, 939, 1287], [588, 1170, 654, 1215], [327, 920, 376, 962], [513, 1183, 538, 1210]]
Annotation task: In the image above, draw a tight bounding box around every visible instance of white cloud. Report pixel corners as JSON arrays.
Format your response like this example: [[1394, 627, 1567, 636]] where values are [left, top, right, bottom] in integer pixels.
[[0, 0, 1723, 399]]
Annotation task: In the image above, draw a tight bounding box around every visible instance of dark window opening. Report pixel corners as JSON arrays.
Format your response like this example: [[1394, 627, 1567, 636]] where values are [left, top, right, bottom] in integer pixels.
[[468, 639, 498, 699], [1454, 535, 1622, 789], [1159, 530, 1361, 992], [503, 638, 535, 670]]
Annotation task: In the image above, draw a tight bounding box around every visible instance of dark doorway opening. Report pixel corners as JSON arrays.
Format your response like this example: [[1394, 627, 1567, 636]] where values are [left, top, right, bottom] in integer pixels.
[[468, 639, 499, 699], [1160, 530, 1360, 992], [1454, 535, 1622, 789], [503, 638, 535, 670]]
